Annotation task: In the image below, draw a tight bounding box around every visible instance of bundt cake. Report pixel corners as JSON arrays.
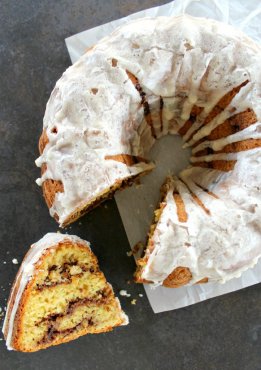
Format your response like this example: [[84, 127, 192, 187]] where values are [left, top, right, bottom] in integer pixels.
[[3, 233, 128, 352], [36, 15, 261, 286]]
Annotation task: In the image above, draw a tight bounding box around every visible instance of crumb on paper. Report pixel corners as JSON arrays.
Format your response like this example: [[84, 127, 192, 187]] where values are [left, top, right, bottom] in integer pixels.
[[131, 299, 137, 305], [135, 184, 142, 189], [132, 242, 144, 256], [126, 250, 133, 257], [56, 230, 61, 234], [12, 258, 18, 264], [139, 294, 143, 297], [119, 290, 131, 297]]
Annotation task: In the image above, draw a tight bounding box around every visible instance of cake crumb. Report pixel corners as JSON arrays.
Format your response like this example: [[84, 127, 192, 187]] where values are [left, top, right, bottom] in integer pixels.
[[131, 299, 137, 305], [139, 294, 143, 297], [12, 258, 18, 264], [119, 290, 131, 297], [126, 251, 133, 257]]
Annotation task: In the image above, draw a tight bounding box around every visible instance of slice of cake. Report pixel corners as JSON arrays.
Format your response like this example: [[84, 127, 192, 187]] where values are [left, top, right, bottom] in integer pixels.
[[3, 233, 128, 352]]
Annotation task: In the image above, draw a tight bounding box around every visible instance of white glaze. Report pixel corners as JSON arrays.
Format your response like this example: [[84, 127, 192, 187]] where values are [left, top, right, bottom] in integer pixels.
[[35, 15, 261, 285], [3, 233, 128, 350], [192, 123, 261, 155]]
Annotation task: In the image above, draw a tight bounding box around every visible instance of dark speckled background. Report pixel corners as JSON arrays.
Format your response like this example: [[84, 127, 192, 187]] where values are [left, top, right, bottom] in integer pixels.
[[0, 1, 261, 369]]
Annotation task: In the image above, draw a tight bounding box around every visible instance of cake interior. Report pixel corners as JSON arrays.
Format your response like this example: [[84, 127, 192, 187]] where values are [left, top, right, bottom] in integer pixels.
[[15, 242, 125, 352]]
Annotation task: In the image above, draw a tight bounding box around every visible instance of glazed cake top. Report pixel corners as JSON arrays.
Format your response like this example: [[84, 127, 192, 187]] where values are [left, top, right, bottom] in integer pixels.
[[35, 15, 261, 226]]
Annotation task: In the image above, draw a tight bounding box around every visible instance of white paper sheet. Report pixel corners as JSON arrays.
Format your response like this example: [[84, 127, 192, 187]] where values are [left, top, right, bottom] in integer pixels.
[[65, 0, 261, 313]]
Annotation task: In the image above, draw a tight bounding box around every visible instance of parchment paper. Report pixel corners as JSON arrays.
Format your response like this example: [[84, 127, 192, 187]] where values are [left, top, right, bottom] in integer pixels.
[[65, 0, 261, 313]]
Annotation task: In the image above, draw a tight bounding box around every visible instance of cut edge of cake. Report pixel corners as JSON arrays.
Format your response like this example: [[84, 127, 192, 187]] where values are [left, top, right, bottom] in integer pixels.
[[39, 129, 155, 228], [134, 176, 209, 288]]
